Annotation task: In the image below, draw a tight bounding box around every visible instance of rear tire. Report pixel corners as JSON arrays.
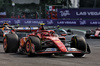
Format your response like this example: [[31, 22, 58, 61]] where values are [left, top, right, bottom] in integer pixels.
[[26, 36, 41, 57], [71, 36, 87, 57], [85, 31, 91, 39], [85, 34, 90, 39], [3, 34, 19, 53]]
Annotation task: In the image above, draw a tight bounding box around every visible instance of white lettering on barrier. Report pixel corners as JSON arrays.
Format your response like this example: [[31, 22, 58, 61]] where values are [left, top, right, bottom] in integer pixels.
[[47, 20, 53, 25], [24, 21, 43, 24], [57, 21, 76, 24], [14, 20, 20, 24], [98, 22, 100, 24], [60, 10, 70, 16], [57, 21, 64, 24], [7, 20, 11, 23], [32, 21, 43, 24], [65, 21, 76, 24], [90, 21, 100, 25], [76, 12, 86, 15], [0, 21, 11, 23], [87, 12, 100, 15], [0, 21, 4, 23], [80, 20, 86, 25], [24, 21, 32, 24], [90, 22, 98, 25], [76, 12, 100, 16]]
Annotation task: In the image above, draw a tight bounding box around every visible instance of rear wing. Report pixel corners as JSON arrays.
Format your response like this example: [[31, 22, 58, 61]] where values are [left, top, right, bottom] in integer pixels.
[[14, 26, 39, 32], [45, 26, 56, 30]]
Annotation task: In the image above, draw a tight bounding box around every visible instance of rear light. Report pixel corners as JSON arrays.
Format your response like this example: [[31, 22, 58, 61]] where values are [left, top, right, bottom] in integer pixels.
[[61, 34, 67, 36], [5, 31, 8, 32], [11, 30, 15, 32], [3, 34, 5, 37]]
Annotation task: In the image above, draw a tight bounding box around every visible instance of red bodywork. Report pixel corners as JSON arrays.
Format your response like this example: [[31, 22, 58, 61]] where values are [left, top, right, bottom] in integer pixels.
[[90, 28, 100, 37], [94, 28, 100, 37], [18, 28, 82, 54], [95, 31, 100, 37]]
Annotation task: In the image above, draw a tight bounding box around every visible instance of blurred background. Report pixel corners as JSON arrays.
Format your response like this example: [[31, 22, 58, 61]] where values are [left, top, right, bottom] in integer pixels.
[[0, 0, 99, 19]]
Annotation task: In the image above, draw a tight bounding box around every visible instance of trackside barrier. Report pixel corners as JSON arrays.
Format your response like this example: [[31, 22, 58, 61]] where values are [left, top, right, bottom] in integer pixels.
[[0, 18, 100, 26], [57, 8, 100, 19]]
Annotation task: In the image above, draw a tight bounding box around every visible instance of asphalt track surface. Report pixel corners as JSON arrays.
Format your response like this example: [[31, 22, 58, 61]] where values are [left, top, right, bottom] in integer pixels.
[[0, 26, 100, 66]]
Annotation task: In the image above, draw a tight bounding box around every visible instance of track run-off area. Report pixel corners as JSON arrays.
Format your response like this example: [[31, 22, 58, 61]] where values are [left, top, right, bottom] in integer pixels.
[[0, 26, 100, 66]]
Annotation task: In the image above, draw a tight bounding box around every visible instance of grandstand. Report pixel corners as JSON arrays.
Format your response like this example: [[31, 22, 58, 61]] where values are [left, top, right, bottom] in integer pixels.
[[12, 0, 40, 4]]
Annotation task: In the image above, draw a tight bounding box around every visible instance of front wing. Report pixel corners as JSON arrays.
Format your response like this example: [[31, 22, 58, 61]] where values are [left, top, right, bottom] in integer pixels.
[[33, 47, 90, 54], [90, 34, 100, 38]]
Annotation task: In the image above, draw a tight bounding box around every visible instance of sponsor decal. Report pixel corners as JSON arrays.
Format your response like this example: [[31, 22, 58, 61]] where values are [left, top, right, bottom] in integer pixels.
[[60, 10, 70, 16], [45, 48, 57, 51], [76, 12, 100, 16], [31, 21, 43, 24], [23, 27, 26, 30], [47, 20, 53, 25], [57, 21, 76, 24], [55, 41, 60, 43], [58, 8, 100, 19], [14, 20, 21, 24], [89, 21, 100, 25], [80, 20, 86, 25], [24, 21, 32, 24]]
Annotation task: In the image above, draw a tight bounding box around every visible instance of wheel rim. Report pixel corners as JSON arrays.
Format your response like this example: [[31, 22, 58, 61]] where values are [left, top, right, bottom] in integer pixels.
[[26, 40, 35, 53], [71, 37, 77, 48], [3, 38, 7, 51], [31, 43, 35, 53], [26, 41, 30, 52]]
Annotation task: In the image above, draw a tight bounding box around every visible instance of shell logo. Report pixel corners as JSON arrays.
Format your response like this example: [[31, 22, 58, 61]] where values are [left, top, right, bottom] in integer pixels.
[[55, 41, 60, 43]]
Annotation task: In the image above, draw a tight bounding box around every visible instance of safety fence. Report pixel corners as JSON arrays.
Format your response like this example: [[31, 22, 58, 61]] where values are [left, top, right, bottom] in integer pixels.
[[0, 18, 100, 26]]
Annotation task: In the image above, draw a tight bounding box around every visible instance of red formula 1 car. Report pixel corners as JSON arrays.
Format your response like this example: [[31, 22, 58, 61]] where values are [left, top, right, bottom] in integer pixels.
[[85, 28, 100, 38], [3, 24, 91, 57]]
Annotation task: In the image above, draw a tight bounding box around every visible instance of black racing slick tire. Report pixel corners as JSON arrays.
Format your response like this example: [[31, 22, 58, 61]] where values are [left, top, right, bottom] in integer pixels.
[[85, 34, 90, 39], [3, 34, 19, 53], [85, 31, 91, 39], [71, 36, 87, 57], [26, 36, 41, 57]]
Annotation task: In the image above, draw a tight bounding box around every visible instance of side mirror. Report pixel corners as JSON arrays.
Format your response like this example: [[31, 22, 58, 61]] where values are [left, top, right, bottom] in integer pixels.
[[61, 34, 67, 36], [11, 29, 15, 32], [9, 26, 12, 28]]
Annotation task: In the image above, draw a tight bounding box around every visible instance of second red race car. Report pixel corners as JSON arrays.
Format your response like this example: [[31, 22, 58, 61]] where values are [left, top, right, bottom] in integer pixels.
[[3, 24, 91, 57], [85, 28, 100, 38]]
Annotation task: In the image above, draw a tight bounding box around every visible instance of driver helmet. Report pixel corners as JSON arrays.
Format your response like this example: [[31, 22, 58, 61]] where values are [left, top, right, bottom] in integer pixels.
[[3, 21, 9, 26], [57, 25, 60, 28], [4, 25, 10, 29]]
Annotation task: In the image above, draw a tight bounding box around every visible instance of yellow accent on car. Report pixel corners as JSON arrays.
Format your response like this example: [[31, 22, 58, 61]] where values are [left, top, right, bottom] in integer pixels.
[[74, 37, 77, 48], [55, 41, 60, 43], [39, 23, 45, 26]]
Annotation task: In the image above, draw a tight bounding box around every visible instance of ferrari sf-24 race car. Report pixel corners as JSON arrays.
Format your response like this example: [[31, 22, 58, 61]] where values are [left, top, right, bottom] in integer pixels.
[[85, 28, 100, 38], [3, 24, 91, 57]]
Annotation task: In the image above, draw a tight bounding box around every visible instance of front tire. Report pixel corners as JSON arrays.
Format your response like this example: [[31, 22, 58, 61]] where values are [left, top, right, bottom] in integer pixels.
[[3, 34, 19, 53], [85, 34, 90, 39], [26, 36, 41, 57], [71, 36, 87, 57]]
